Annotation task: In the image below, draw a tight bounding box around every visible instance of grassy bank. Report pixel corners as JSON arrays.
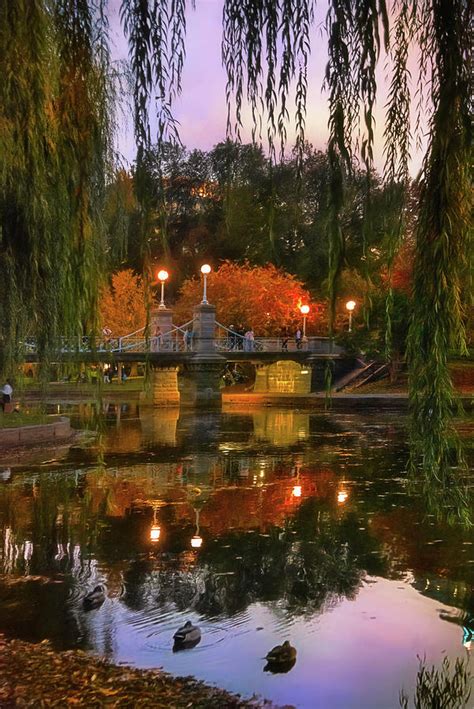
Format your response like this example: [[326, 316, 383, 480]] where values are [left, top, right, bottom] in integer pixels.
[[0, 412, 61, 429], [0, 636, 268, 708]]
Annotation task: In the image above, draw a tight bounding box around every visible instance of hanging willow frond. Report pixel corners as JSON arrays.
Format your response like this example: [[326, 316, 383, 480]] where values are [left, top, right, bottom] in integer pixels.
[[120, 0, 186, 155], [0, 0, 115, 375], [120, 0, 188, 341], [323, 0, 388, 347], [324, 0, 353, 332], [222, 0, 314, 167], [406, 0, 472, 516], [384, 0, 413, 184]]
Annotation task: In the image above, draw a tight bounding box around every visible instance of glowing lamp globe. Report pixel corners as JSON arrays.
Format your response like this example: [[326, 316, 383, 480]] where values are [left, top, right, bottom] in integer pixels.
[[300, 304, 310, 315], [157, 269, 169, 282], [200, 264, 211, 275], [337, 490, 348, 504], [191, 535, 203, 549], [150, 524, 161, 542], [345, 300, 356, 312], [292, 485, 302, 498]]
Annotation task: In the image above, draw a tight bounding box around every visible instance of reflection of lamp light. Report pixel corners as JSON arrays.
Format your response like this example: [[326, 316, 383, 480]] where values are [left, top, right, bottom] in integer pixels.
[[190, 507, 203, 549], [157, 269, 169, 309], [149, 500, 164, 543], [150, 524, 161, 542], [200, 264, 211, 304], [337, 490, 348, 504], [345, 300, 356, 332], [291, 457, 303, 498]]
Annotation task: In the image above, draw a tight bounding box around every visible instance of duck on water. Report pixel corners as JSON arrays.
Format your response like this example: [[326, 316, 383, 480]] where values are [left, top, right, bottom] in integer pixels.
[[173, 621, 201, 651], [83, 585, 107, 611], [264, 641, 297, 673]]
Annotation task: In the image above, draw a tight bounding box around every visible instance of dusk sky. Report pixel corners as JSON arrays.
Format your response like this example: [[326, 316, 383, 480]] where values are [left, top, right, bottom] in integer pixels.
[[109, 0, 426, 176]]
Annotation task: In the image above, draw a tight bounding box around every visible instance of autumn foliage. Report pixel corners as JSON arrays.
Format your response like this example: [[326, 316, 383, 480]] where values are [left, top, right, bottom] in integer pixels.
[[379, 241, 414, 296], [99, 269, 146, 336], [173, 261, 323, 335]]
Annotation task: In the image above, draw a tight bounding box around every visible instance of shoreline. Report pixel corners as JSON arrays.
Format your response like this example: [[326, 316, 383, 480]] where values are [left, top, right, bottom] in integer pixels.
[[0, 636, 271, 708]]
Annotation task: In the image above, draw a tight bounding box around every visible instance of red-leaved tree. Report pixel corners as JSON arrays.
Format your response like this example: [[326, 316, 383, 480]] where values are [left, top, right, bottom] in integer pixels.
[[173, 261, 323, 335]]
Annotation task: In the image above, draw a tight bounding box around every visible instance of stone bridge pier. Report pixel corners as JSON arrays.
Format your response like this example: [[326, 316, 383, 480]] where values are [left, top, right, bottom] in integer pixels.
[[148, 365, 180, 406], [179, 303, 225, 407], [254, 360, 313, 394], [145, 302, 225, 408], [252, 356, 350, 394]]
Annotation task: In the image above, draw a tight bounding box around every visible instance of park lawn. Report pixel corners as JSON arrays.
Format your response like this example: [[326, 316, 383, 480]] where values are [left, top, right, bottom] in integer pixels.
[[18, 376, 145, 394], [0, 412, 61, 429]]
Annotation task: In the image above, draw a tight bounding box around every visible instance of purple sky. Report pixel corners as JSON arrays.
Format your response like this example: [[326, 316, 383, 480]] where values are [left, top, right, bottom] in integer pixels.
[[109, 0, 425, 176]]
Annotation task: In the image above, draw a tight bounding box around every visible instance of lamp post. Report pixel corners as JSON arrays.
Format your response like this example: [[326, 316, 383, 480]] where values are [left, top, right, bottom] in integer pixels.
[[300, 304, 310, 341], [157, 269, 169, 309], [200, 264, 211, 304], [345, 300, 356, 332]]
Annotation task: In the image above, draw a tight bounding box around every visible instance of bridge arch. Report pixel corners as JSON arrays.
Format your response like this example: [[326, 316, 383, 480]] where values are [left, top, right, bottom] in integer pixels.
[[254, 360, 312, 394]]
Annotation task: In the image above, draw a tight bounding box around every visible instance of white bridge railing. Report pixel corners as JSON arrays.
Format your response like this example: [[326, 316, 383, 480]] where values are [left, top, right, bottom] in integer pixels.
[[214, 322, 339, 354], [22, 322, 340, 355], [116, 320, 194, 353]]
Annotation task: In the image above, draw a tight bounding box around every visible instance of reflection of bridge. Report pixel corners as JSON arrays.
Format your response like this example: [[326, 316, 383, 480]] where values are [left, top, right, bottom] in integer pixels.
[[23, 301, 351, 407]]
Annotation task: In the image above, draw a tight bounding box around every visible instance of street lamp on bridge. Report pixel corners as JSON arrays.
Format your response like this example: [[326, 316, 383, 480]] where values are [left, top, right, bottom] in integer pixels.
[[300, 304, 310, 340], [157, 269, 169, 309], [200, 264, 211, 304], [346, 300, 356, 332]]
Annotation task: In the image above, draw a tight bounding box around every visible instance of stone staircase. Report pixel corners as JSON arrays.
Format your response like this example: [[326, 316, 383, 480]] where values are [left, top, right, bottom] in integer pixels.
[[333, 359, 389, 392]]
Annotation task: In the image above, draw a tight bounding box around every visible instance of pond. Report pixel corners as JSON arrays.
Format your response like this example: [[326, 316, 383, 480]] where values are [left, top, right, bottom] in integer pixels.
[[0, 403, 473, 708]]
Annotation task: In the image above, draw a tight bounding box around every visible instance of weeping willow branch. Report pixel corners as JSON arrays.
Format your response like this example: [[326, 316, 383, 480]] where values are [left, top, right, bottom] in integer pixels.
[[0, 0, 115, 377], [222, 0, 313, 169], [406, 0, 472, 510]]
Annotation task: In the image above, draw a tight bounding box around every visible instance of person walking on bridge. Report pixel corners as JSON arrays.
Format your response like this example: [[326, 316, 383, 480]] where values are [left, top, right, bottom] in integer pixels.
[[244, 328, 255, 352], [295, 327, 303, 350], [152, 325, 162, 352]]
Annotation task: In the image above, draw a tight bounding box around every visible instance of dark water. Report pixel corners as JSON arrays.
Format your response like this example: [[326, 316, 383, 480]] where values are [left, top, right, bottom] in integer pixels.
[[0, 403, 473, 708]]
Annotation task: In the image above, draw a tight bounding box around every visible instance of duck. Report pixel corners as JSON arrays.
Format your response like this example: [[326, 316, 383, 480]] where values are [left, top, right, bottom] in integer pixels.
[[264, 641, 297, 673], [173, 620, 201, 650], [83, 584, 106, 611]]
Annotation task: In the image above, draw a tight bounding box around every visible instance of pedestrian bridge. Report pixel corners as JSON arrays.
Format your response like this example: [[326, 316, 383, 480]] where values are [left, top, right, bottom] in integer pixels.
[[23, 325, 340, 358], [22, 303, 349, 407]]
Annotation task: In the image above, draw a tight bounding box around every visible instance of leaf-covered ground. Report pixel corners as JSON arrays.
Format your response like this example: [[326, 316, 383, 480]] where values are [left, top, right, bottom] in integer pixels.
[[0, 636, 274, 708]]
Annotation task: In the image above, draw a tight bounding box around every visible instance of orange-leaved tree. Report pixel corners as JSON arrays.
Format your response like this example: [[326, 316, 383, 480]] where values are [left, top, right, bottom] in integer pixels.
[[99, 269, 147, 336], [173, 261, 323, 335]]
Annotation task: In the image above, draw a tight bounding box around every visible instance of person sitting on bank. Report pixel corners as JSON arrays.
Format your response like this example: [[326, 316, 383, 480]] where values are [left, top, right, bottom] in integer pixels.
[[1, 381, 13, 411]]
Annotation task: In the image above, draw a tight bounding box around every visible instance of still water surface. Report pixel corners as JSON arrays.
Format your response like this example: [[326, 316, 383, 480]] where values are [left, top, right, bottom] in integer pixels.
[[0, 404, 473, 708]]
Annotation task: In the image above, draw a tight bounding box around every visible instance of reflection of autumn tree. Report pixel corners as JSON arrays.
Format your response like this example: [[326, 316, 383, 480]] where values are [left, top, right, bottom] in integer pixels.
[[187, 502, 387, 617], [370, 508, 474, 587], [121, 500, 387, 618]]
